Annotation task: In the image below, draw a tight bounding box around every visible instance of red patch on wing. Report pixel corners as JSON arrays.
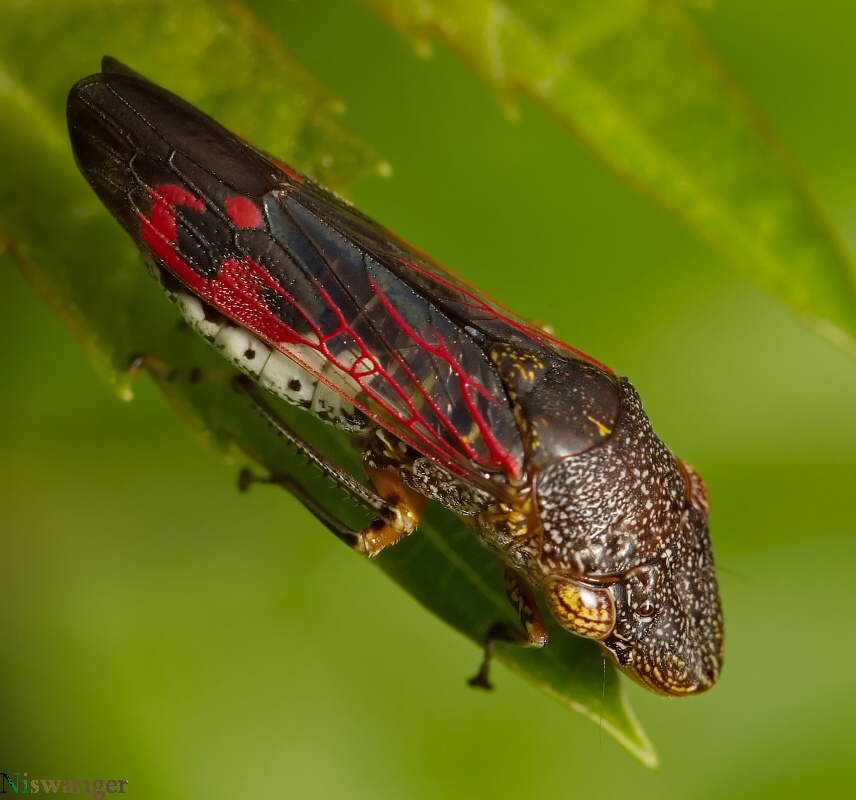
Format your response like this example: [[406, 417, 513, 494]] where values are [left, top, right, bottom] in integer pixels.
[[226, 196, 263, 228], [138, 185, 303, 346], [270, 159, 305, 184], [136, 183, 520, 478], [146, 185, 204, 243]]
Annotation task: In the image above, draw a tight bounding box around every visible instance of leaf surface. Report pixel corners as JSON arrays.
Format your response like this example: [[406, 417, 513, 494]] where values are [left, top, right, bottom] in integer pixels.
[[0, 0, 655, 767]]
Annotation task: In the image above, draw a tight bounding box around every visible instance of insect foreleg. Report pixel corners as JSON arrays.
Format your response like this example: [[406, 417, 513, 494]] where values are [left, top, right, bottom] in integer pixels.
[[468, 564, 549, 690]]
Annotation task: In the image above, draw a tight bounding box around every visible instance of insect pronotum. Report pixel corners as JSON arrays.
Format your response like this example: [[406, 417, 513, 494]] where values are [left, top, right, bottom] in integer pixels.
[[67, 57, 723, 697]]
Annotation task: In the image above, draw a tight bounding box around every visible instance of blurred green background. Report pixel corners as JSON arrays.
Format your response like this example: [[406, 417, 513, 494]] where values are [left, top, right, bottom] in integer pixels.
[[3, 0, 856, 796]]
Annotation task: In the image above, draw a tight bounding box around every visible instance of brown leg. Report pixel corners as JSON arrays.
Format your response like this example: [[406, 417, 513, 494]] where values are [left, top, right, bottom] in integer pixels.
[[132, 355, 426, 557], [234, 376, 426, 557], [468, 564, 549, 690], [240, 464, 424, 557]]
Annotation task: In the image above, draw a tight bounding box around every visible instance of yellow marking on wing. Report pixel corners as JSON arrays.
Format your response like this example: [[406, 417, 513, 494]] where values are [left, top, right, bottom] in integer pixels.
[[587, 416, 612, 437], [462, 422, 482, 444]]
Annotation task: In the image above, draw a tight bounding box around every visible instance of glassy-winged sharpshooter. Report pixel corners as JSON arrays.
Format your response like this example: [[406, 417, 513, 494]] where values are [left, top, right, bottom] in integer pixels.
[[67, 58, 723, 697]]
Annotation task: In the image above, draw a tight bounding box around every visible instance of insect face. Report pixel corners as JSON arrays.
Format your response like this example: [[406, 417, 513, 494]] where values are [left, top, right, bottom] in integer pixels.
[[532, 383, 723, 695]]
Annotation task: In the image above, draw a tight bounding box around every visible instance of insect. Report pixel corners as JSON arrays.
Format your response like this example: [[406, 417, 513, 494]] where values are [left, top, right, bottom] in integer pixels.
[[67, 57, 723, 696]]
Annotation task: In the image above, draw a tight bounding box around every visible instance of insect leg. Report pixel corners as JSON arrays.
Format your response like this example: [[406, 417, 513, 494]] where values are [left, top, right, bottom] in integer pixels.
[[127, 353, 229, 386], [235, 377, 426, 557], [468, 564, 549, 690], [131, 355, 425, 556], [237, 468, 369, 550]]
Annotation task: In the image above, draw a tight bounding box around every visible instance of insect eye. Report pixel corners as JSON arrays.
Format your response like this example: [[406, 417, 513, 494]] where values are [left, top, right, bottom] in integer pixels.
[[543, 576, 616, 641], [635, 600, 656, 619]]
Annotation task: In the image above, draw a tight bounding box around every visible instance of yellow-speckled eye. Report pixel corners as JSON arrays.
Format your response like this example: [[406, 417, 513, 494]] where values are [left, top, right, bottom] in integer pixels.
[[543, 576, 616, 640]]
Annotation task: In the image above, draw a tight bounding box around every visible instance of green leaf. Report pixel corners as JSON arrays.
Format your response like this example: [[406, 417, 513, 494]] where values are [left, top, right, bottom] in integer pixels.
[[0, 0, 655, 768], [0, 0, 385, 392], [359, 0, 856, 355]]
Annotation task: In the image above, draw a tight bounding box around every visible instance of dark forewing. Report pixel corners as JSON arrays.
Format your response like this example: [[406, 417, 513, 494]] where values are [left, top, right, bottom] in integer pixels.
[[67, 60, 611, 482]]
